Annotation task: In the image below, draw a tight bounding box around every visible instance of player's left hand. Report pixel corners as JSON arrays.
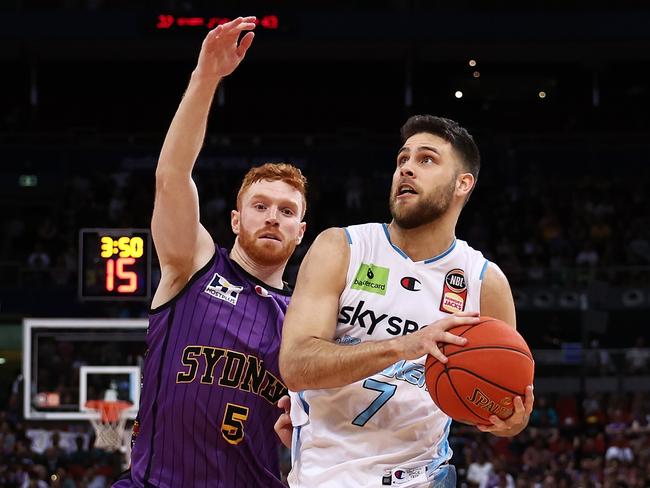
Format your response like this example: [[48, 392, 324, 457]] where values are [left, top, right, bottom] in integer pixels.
[[274, 395, 292, 449], [476, 385, 534, 437]]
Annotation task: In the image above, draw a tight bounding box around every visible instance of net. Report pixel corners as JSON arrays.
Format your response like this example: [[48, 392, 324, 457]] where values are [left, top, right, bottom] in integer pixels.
[[85, 399, 132, 451]]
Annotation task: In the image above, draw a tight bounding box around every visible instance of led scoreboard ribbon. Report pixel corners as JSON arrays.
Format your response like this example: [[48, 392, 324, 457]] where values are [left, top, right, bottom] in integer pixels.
[[79, 228, 152, 301]]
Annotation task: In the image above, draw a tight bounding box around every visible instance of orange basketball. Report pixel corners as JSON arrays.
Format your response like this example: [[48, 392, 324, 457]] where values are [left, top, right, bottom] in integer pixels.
[[424, 316, 534, 426]]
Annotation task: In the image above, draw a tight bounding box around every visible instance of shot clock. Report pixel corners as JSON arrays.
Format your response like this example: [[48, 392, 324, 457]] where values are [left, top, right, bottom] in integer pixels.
[[79, 228, 152, 301]]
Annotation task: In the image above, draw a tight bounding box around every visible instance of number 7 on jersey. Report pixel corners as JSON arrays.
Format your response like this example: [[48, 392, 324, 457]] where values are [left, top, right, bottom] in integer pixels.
[[352, 379, 397, 427]]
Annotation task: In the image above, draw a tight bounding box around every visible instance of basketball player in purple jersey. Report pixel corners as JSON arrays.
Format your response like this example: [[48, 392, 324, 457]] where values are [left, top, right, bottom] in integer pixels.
[[113, 17, 307, 487]]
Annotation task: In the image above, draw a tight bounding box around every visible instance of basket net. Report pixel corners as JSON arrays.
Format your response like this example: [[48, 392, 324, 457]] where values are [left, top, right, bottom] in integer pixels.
[[85, 400, 132, 451]]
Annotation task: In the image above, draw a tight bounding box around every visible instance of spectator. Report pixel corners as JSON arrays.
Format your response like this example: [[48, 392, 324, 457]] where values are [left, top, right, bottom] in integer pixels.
[[467, 448, 493, 487], [625, 336, 650, 374]]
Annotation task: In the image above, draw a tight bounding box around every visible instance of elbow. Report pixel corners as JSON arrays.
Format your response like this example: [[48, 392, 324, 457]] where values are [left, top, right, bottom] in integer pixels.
[[155, 167, 189, 188], [279, 350, 306, 392]]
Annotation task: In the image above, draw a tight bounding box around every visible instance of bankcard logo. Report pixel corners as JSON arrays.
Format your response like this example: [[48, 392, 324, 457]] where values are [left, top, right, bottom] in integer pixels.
[[439, 268, 467, 313], [400, 276, 421, 292], [205, 273, 243, 305], [351, 263, 390, 296]]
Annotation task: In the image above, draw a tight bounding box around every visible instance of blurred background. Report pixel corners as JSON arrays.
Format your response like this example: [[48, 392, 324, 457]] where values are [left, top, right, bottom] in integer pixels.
[[1, 0, 650, 486]]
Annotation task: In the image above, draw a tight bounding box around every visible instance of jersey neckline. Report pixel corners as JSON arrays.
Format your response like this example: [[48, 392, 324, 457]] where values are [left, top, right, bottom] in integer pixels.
[[230, 257, 293, 296], [381, 223, 457, 264]]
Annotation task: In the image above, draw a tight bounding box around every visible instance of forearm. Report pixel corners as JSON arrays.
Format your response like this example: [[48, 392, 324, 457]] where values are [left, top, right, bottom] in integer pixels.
[[281, 336, 401, 391], [156, 72, 221, 177]]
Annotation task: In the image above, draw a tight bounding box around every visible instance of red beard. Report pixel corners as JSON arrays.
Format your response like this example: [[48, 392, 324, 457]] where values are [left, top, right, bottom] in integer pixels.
[[237, 227, 297, 267]]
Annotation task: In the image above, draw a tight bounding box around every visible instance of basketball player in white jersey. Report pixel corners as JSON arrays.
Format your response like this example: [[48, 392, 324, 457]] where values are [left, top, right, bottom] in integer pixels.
[[277, 115, 534, 487]]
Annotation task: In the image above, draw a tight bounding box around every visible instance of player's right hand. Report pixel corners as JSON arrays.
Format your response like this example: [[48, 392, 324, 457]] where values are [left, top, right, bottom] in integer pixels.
[[274, 395, 292, 449], [396, 311, 479, 362], [194, 16, 256, 81]]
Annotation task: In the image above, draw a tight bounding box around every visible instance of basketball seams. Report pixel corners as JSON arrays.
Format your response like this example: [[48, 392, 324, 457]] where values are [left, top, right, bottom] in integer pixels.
[[438, 369, 491, 425], [444, 345, 534, 361], [445, 367, 525, 397], [425, 317, 534, 426]]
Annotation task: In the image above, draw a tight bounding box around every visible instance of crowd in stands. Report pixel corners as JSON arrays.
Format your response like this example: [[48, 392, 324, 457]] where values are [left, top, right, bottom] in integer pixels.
[[2, 389, 649, 487], [3, 139, 650, 295]]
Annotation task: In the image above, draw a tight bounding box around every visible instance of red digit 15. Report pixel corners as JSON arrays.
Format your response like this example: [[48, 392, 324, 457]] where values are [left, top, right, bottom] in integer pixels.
[[106, 257, 137, 293]]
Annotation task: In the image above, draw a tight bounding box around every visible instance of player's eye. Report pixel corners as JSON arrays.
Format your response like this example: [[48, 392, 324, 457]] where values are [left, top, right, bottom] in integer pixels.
[[254, 203, 267, 211], [397, 156, 408, 166], [421, 156, 434, 165], [281, 208, 295, 217]]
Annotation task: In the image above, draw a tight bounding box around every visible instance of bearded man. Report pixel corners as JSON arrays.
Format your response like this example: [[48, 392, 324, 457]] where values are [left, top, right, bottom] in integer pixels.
[[277, 114, 533, 488]]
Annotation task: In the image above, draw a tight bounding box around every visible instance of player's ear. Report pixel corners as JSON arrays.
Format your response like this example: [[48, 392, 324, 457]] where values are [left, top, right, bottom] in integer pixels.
[[296, 222, 306, 244], [456, 173, 475, 197], [231, 210, 240, 235]]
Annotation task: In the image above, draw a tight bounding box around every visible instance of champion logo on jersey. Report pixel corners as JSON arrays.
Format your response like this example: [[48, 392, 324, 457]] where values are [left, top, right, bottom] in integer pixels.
[[204, 273, 244, 305], [255, 285, 271, 298], [400, 276, 421, 291], [439, 268, 467, 313]]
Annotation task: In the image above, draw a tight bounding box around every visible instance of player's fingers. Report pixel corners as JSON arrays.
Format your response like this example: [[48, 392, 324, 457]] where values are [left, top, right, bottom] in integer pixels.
[[524, 385, 534, 413], [513, 395, 525, 414], [222, 20, 256, 38], [237, 31, 255, 57], [441, 314, 481, 330], [476, 423, 493, 432], [452, 310, 480, 318], [439, 331, 468, 346], [428, 344, 448, 364], [277, 394, 291, 413]]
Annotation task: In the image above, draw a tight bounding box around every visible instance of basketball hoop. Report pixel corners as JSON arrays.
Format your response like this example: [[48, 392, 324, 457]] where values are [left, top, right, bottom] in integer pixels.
[[85, 399, 132, 452]]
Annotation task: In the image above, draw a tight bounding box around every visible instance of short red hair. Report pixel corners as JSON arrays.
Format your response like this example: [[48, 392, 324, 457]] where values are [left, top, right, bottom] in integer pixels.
[[236, 163, 308, 218]]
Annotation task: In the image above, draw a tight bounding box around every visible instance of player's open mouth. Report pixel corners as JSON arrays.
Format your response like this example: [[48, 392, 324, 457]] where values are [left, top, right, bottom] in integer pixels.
[[260, 234, 281, 241], [397, 184, 418, 197]]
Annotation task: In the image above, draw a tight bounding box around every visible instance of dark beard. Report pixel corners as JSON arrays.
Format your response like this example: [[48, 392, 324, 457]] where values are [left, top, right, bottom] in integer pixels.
[[389, 180, 455, 229], [237, 227, 297, 267]]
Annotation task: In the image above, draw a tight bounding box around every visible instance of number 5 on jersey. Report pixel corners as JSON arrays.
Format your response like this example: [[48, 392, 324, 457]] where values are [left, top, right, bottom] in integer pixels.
[[221, 403, 249, 445]]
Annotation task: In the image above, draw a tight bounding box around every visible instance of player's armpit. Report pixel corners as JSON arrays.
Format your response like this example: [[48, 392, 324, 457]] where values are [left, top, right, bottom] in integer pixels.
[[279, 227, 349, 389], [479, 263, 516, 329]]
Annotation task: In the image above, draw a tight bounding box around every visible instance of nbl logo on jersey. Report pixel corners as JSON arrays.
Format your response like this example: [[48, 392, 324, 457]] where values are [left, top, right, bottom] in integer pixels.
[[205, 273, 244, 305], [439, 268, 467, 313]]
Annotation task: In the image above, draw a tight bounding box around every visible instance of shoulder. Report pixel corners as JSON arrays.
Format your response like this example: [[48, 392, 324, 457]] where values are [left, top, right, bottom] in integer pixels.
[[480, 261, 517, 328], [311, 227, 350, 250], [296, 227, 350, 289], [480, 262, 510, 293]]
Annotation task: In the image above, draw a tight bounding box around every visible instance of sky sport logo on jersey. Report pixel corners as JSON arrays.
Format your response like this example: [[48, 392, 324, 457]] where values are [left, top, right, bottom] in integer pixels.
[[351, 263, 390, 296]]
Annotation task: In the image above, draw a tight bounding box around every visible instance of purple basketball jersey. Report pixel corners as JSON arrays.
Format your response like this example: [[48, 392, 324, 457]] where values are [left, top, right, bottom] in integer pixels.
[[119, 247, 290, 488]]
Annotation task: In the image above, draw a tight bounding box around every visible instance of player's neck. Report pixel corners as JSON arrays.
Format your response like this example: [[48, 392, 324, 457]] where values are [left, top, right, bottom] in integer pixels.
[[388, 215, 457, 262], [229, 244, 286, 289]]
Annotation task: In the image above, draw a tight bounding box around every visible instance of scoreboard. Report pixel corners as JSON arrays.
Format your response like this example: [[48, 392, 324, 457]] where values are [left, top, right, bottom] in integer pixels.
[[79, 228, 152, 301]]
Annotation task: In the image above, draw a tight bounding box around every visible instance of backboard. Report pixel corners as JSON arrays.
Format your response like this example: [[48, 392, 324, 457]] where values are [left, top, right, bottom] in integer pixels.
[[23, 318, 148, 420]]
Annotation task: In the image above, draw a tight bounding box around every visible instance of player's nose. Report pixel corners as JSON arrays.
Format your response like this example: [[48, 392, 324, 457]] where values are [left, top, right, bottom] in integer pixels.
[[399, 158, 416, 177], [265, 206, 279, 225]]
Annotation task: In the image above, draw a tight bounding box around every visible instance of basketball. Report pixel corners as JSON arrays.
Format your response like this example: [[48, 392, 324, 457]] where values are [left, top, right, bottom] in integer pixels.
[[424, 316, 535, 426]]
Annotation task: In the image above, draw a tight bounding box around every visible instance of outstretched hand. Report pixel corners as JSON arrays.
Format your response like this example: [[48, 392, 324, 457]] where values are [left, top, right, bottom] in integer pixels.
[[194, 16, 256, 81], [274, 395, 292, 449], [476, 385, 534, 437]]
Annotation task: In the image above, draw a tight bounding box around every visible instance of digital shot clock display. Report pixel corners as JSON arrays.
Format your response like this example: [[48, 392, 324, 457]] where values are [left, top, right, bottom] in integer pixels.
[[79, 228, 152, 301]]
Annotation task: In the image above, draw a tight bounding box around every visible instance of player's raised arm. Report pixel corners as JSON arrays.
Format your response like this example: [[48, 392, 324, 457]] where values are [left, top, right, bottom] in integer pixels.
[[151, 18, 256, 296], [279, 228, 479, 391]]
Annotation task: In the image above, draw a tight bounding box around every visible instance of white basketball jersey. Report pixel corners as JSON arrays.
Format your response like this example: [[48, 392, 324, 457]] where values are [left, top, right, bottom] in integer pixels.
[[288, 223, 489, 488]]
